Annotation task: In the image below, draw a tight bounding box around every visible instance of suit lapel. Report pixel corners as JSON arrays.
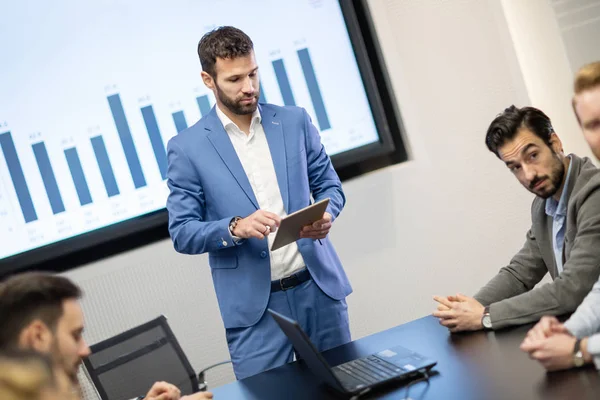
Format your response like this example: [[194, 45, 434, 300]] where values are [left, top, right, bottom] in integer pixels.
[[261, 106, 289, 213], [205, 110, 259, 209]]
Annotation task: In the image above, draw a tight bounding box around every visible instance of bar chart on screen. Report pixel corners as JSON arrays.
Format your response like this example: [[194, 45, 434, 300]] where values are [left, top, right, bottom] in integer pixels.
[[0, 0, 380, 262], [0, 85, 213, 259], [0, 54, 332, 259]]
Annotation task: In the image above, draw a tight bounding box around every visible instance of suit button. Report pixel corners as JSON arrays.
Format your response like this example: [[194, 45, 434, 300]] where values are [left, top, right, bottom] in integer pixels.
[[260, 251, 267, 258]]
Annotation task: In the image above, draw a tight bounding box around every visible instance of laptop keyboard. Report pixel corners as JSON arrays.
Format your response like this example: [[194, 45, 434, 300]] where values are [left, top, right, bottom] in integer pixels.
[[333, 355, 406, 391]]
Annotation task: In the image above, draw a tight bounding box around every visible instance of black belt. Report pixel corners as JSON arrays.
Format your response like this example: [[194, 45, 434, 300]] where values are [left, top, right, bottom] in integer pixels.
[[271, 268, 311, 293]]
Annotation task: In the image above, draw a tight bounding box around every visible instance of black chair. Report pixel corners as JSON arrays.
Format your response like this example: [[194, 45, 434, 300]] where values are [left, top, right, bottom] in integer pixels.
[[83, 315, 227, 400]]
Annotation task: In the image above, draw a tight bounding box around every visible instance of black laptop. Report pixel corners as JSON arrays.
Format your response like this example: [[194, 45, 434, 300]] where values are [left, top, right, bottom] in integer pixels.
[[269, 309, 437, 397]]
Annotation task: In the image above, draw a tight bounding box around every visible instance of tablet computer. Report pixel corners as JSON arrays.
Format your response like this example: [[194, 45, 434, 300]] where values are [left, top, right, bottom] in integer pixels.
[[271, 198, 330, 251]]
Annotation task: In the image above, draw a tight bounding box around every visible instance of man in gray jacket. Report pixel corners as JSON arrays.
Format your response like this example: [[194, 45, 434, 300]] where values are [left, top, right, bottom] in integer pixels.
[[521, 61, 600, 371], [433, 104, 600, 333]]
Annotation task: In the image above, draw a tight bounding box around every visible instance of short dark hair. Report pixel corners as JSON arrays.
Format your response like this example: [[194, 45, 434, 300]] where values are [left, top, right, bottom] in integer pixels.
[[0, 273, 82, 350], [197, 26, 254, 77], [485, 105, 554, 157]]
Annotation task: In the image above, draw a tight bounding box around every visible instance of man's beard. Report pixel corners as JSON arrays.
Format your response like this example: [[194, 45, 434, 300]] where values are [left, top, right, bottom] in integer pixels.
[[51, 339, 80, 385], [528, 152, 565, 199], [215, 84, 259, 115]]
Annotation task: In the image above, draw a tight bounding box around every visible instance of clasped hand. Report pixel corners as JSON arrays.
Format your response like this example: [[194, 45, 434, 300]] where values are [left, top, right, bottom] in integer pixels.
[[432, 294, 485, 332], [519, 316, 579, 371]]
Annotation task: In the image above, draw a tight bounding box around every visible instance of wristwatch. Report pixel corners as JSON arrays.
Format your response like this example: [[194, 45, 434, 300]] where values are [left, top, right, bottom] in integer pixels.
[[481, 306, 492, 330], [573, 338, 585, 367], [229, 216, 242, 236]]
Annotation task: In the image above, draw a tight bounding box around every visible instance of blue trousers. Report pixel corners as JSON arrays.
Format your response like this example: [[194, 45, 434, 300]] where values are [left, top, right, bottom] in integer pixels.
[[225, 278, 351, 380]]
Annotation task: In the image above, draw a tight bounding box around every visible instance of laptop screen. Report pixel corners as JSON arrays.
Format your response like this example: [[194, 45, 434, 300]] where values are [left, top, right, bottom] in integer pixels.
[[268, 309, 345, 392]]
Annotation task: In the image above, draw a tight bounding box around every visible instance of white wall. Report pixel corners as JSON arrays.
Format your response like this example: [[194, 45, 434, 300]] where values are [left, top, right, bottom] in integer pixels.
[[551, 0, 600, 73], [66, 0, 595, 397], [501, 0, 594, 160]]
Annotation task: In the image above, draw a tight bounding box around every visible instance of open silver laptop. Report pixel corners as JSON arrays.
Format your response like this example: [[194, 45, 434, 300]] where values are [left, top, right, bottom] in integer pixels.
[[269, 309, 437, 397]]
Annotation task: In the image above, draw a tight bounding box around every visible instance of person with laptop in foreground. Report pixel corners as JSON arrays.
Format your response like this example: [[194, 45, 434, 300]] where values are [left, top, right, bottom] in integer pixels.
[[0, 272, 213, 400], [432, 105, 600, 333], [520, 61, 600, 371]]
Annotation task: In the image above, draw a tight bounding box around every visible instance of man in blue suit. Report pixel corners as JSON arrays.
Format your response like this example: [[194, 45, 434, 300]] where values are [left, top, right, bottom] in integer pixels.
[[166, 26, 352, 379]]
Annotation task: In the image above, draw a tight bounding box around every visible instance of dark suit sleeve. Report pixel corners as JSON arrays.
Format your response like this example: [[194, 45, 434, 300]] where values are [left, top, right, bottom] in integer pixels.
[[302, 109, 345, 221], [166, 139, 236, 254], [480, 187, 600, 329]]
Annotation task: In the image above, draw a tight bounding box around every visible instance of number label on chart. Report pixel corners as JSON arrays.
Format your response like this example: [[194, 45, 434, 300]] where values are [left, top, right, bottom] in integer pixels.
[[29, 131, 42, 142], [104, 84, 118, 94]]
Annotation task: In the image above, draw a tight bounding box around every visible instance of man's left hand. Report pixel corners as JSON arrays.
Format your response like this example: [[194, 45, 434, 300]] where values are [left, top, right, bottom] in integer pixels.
[[432, 294, 485, 332], [300, 212, 332, 239], [520, 333, 577, 371]]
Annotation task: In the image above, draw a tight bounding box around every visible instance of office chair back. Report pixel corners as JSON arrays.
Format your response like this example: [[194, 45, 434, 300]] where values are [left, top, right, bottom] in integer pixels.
[[83, 315, 199, 400]]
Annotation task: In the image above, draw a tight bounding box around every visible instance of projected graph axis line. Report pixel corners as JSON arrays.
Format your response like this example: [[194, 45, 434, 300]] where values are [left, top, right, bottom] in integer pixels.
[[141, 105, 168, 180], [297, 48, 331, 131], [0, 131, 38, 223], [64, 148, 93, 206], [107, 93, 147, 188], [32, 142, 65, 215], [90, 135, 120, 197], [272, 59, 296, 106]]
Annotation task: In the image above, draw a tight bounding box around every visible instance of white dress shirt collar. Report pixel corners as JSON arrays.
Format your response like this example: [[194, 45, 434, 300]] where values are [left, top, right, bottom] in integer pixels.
[[215, 104, 262, 135]]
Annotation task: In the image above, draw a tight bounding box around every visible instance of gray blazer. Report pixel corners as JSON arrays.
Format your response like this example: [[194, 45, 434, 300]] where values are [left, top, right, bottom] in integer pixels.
[[474, 155, 600, 330]]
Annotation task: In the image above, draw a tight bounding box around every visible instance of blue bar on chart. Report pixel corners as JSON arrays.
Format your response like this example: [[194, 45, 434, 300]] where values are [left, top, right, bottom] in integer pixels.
[[272, 59, 296, 106], [297, 48, 331, 131], [64, 148, 92, 206], [90, 135, 120, 197], [196, 95, 211, 117], [259, 83, 267, 103], [141, 105, 167, 180], [32, 142, 65, 214], [0, 132, 37, 222], [107, 94, 147, 188], [172, 111, 188, 133]]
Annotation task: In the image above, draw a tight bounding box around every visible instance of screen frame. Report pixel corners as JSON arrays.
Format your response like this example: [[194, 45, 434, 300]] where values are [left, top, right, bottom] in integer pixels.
[[0, 0, 408, 277]]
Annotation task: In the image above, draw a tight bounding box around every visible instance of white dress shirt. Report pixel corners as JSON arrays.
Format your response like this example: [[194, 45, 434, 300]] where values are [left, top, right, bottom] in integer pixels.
[[216, 105, 305, 281]]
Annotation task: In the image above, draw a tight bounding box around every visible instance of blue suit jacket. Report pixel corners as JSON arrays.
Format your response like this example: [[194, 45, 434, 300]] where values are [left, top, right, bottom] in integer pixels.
[[166, 103, 352, 328]]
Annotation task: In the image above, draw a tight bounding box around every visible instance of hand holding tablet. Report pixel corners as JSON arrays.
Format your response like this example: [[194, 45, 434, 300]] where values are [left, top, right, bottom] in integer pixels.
[[270, 198, 330, 251]]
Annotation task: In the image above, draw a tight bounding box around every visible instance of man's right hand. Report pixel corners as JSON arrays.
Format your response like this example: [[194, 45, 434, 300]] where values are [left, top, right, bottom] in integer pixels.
[[145, 381, 180, 400], [145, 382, 214, 400], [232, 210, 281, 240]]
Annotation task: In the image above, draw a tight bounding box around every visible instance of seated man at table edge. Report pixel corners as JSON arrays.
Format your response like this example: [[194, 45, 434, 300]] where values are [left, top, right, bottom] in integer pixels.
[[521, 61, 600, 371], [433, 104, 600, 333]]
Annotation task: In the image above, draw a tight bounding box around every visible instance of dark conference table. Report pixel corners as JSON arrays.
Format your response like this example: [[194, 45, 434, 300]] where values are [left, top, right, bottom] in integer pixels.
[[212, 315, 600, 399]]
